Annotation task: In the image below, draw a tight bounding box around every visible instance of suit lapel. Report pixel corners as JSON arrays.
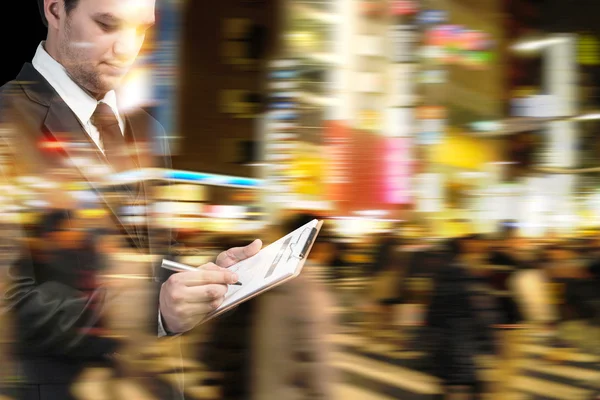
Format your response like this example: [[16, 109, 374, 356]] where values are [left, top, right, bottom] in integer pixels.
[[16, 63, 145, 252], [43, 99, 146, 251]]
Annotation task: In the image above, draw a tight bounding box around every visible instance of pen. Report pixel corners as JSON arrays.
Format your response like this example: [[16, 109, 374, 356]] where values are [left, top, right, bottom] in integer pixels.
[[161, 259, 243, 286]]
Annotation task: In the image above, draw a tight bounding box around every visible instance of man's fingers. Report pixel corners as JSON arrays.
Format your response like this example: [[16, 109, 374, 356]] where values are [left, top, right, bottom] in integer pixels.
[[184, 283, 228, 303], [216, 239, 262, 268], [175, 269, 238, 286], [179, 298, 225, 319], [200, 263, 223, 271]]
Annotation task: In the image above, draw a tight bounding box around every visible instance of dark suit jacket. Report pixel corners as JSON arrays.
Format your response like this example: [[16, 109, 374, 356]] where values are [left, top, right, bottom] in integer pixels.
[[0, 63, 174, 384]]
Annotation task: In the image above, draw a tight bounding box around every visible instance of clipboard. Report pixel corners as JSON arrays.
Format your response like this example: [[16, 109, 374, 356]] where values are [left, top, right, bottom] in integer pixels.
[[200, 219, 323, 323]]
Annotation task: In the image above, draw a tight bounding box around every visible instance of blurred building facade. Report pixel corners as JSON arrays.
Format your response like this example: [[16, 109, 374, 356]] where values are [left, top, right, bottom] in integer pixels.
[[100, 0, 600, 238]]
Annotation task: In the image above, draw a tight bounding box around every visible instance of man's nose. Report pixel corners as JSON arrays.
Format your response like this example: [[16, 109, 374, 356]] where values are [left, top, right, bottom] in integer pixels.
[[113, 28, 139, 60]]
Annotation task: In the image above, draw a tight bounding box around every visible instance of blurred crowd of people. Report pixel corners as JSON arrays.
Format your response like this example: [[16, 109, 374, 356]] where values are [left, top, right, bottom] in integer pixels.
[[352, 220, 600, 399], [152, 215, 600, 399], [3, 210, 600, 400]]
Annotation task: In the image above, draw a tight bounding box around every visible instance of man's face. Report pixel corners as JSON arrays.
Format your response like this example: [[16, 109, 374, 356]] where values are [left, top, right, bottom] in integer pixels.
[[56, 0, 155, 96]]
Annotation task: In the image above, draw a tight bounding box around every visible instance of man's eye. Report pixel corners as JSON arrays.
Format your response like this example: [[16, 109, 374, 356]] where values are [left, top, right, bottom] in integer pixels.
[[98, 21, 117, 32]]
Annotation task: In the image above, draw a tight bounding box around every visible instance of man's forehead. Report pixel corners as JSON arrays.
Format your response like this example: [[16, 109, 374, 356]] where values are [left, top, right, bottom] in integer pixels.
[[81, 0, 155, 21]]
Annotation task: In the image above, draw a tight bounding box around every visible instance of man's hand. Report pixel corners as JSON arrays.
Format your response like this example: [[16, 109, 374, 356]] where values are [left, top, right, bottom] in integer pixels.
[[215, 239, 262, 268], [159, 239, 262, 333]]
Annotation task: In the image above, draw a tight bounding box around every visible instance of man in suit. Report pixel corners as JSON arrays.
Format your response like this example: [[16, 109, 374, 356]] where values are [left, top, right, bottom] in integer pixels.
[[0, 0, 261, 398]]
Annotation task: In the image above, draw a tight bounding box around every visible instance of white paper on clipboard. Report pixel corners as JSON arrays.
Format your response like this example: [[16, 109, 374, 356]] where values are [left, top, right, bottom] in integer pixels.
[[201, 218, 323, 322]]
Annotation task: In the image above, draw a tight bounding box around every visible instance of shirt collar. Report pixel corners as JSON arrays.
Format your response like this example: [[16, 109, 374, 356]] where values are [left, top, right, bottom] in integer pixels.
[[31, 42, 122, 127]]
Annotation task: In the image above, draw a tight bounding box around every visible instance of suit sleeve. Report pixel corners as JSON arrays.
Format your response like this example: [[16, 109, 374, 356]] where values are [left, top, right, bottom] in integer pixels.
[[4, 255, 120, 359], [131, 110, 180, 335]]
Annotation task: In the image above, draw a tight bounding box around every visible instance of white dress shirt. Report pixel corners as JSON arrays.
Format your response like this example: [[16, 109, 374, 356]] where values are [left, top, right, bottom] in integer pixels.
[[32, 42, 170, 337], [32, 42, 125, 152]]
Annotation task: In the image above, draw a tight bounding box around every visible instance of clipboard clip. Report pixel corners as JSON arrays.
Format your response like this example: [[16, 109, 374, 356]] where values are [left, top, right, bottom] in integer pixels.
[[289, 226, 318, 260]]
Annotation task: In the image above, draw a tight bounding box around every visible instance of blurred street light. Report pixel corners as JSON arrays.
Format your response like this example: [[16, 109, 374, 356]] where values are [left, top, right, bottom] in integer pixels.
[[511, 37, 567, 52], [354, 210, 388, 217], [574, 112, 600, 121]]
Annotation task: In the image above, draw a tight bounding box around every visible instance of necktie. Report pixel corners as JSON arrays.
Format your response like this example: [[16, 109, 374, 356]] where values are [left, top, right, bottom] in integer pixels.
[[91, 102, 133, 171], [91, 102, 144, 248]]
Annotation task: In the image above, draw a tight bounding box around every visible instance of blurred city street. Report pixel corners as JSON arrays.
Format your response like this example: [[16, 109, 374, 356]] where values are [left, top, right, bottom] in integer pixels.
[[4, 254, 595, 400], [2, 0, 600, 399]]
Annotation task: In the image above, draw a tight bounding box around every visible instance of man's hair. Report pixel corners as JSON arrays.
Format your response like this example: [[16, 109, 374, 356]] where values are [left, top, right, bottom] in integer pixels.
[[37, 0, 79, 27]]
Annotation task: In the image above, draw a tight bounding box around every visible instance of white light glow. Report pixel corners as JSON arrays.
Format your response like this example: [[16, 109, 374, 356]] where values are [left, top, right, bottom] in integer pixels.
[[117, 66, 152, 112], [575, 113, 600, 121], [512, 37, 567, 52], [355, 210, 388, 217], [470, 120, 502, 132]]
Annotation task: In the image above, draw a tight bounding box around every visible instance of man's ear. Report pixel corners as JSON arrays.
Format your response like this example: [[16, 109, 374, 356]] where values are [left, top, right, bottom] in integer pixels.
[[44, 0, 63, 30]]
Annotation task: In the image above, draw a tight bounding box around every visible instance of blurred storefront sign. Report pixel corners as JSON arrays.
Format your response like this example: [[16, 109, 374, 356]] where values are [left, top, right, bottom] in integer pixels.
[[325, 121, 352, 203], [264, 59, 299, 205], [389, 64, 416, 107], [152, 0, 182, 155], [417, 129, 443, 145], [360, 0, 388, 17], [423, 25, 495, 70], [416, 105, 446, 120], [417, 9, 447, 25], [431, 131, 500, 169], [385, 138, 412, 204], [390, 24, 418, 63], [290, 143, 325, 197], [416, 106, 446, 145], [391, 0, 419, 16], [384, 108, 414, 137], [326, 123, 413, 214], [154, 183, 206, 202], [163, 170, 262, 188], [577, 33, 600, 66], [510, 94, 562, 118], [415, 173, 443, 213], [358, 109, 382, 131], [418, 69, 446, 84]]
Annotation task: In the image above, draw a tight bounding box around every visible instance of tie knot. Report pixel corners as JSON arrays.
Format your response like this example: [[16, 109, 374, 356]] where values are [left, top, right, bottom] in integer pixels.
[[92, 102, 119, 128]]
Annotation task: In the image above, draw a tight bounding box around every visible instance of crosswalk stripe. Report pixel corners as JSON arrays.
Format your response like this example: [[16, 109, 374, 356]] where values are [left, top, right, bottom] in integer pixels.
[[184, 386, 223, 400], [518, 358, 600, 383], [113, 380, 160, 400], [520, 344, 600, 363], [329, 332, 425, 361], [511, 375, 591, 399], [333, 352, 441, 395], [159, 373, 221, 400], [335, 383, 400, 400]]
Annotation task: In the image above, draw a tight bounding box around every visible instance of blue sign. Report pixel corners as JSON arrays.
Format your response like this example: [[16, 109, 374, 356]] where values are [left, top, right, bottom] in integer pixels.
[[163, 170, 263, 188], [418, 9, 447, 25]]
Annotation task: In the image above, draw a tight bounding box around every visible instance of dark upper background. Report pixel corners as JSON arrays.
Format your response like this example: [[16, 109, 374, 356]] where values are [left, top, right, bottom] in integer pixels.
[[1, 1, 47, 86]]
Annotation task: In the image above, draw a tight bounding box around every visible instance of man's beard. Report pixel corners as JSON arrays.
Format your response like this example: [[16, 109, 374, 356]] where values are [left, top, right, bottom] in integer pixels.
[[59, 22, 112, 96]]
